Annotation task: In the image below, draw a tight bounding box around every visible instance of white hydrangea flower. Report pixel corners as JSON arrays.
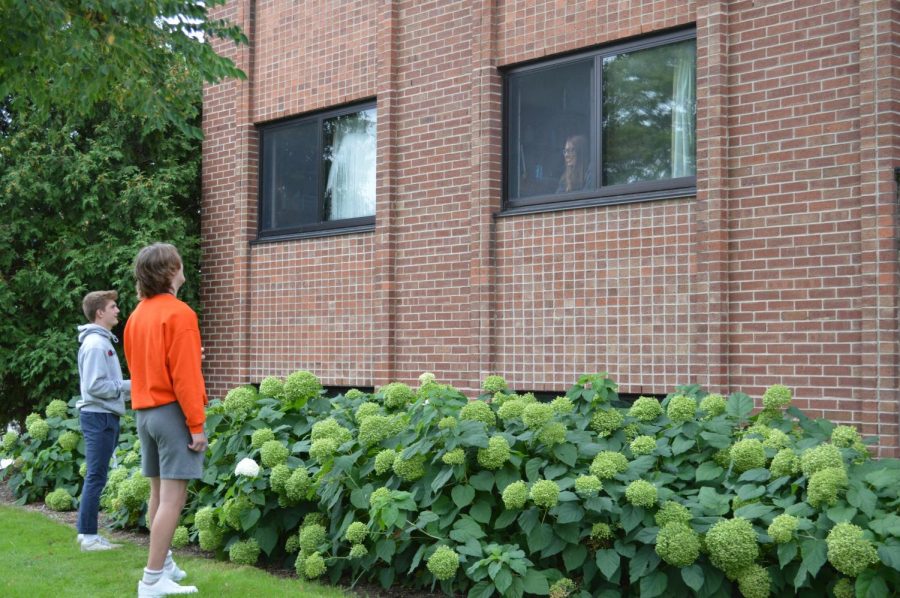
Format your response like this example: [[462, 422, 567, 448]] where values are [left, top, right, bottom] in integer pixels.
[[235, 457, 260, 477], [418, 372, 436, 386]]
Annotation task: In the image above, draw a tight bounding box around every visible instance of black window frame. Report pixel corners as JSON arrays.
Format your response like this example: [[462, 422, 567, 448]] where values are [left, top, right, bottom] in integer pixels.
[[256, 100, 377, 242], [502, 28, 697, 215]]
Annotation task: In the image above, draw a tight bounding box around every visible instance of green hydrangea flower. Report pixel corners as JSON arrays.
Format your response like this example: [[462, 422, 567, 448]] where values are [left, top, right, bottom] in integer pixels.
[[171, 525, 190, 549], [58, 431, 79, 451], [522, 403, 554, 430], [117, 474, 151, 511], [381, 382, 415, 409], [699, 393, 727, 418], [482, 376, 508, 394], [630, 435, 656, 456], [767, 514, 798, 544], [808, 466, 848, 508], [655, 501, 692, 528], [258, 376, 284, 398], [442, 448, 466, 466], [574, 475, 602, 497], [655, 522, 700, 566], [591, 522, 613, 542], [311, 418, 352, 444], [737, 564, 771, 598], [530, 479, 560, 509], [800, 444, 843, 477], [730, 439, 766, 473], [761, 428, 790, 450], [24, 413, 41, 428], [589, 451, 629, 479], [628, 397, 663, 421], [834, 578, 855, 598], [269, 464, 291, 494], [349, 544, 368, 558], [625, 480, 658, 508], [538, 422, 567, 446], [79, 461, 88, 477], [549, 578, 577, 598], [590, 408, 624, 437], [302, 551, 326, 578], [705, 518, 759, 579], [713, 447, 732, 468], [2, 430, 19, 452], [223, 386, 257, 417], [358, 415, 395, 447], [374, 449, 397, 475], [427, 545, 460, 580], [550, 396, 574, 415], [222, 495, 252, 530], [26, 418, 49, 441], [667, 395, 697, 423], [309, 438, 338, 464], [769, 448, 800, 478], [259, 440, 289, 467], [45, 399, 68, 419], [369, 487, 391, 508], [344, 521, 368, 544], [355, 402, 381, 423], [460, 400, 496, 427], [622, 423, 640, 441], [438, 416, 457, 429], [393, 453, 426, 481], [199, 527, 224, 551], [345, 388, 366, 401], [826, 523, 879, 577], [502, 481, 528, 510], [194, 506, 216, 531], [762, 385, 792, 410], [285, 467, 310, 502], [45, 488, 74, 511], [283, 371, 322, 404], [498, 400, 525, 421], [123, 451, 140, 467], [299, 523, 327, 552], [285, 534, 300, 554], [831, 425, 861, 449], [251, 427, 275, 449]]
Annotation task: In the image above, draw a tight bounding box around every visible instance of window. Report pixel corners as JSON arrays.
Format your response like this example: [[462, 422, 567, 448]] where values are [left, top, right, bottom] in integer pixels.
[[258, 102, 376, 238], [505, 30, 696, 211]]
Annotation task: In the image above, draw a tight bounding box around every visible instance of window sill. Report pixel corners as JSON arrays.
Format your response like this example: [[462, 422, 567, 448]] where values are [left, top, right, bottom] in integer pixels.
[[252, 223, 375, 244], [497, 186, 696, 219]]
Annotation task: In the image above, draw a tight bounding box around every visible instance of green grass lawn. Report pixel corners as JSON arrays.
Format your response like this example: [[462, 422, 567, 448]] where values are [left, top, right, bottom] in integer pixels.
[[0, 505, 348, 598]]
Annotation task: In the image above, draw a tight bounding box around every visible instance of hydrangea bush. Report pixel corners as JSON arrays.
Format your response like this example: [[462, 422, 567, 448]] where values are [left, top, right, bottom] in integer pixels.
[[4, 371, 900, 598]]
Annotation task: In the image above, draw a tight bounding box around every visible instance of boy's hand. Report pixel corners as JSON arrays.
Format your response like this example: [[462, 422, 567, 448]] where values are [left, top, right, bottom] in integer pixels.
[[188, 432, 208, 452]]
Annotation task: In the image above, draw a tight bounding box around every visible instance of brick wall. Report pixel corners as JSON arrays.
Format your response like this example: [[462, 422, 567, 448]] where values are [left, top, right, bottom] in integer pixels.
[[204, 1, 900, 455]]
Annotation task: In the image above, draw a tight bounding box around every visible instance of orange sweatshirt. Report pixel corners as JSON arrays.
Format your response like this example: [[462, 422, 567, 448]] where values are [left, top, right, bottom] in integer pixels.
[[124, 294, 208, 433]]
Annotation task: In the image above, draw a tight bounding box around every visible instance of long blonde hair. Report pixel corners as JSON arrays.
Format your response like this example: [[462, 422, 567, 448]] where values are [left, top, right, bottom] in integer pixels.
[[560, 135, 588, 193]]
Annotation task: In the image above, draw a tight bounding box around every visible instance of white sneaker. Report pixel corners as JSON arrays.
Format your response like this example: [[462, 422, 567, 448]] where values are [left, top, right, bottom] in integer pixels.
[[81, 536, 122, 551], [137, 577, 198, 597], [164, 560, 187, 582], [76, 534, 84, 545]]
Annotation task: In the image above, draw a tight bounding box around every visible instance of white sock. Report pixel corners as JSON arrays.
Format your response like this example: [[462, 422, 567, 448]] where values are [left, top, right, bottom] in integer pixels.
[[81, 534, 100, 543], [142, 568, 163, 585], [165, 550, 175, 569]]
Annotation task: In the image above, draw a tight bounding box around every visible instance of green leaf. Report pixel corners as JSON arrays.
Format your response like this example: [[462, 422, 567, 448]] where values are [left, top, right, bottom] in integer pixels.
[[699, 431, 732, 449], [826, 504, 857, 524], [865, 468, 900, 490], [800, 538, 827, 578], [350, 487, 371, 509], [856, 569, 890, 598], [468, 581, 494, 598], [734, 503, 774, 520], [698, 487, 731, 516], [252, 524, 278, 555], [553, 443, 578, 466], [848, 483, 878, 518], [555, 502, 584, 525], [726, 392, 753, 421], [736, 484, 766, 501], [695, 462, 724, 482], [869, 514, 900, 537], [452, 485, 476, 508], [777, 542, 798, 568], [239, 507, 261, 531], [470, 500, 492, 524], [450, 517, 485, 543], [495, 509, 518, 530], [563, 544, 588, 571], [878, 545, 900, 572], [672, 436, 695, 455], [430, 466, 454, 493], [527, 523, 554, 553], [525, 458, 543, 482], [640, 571, 667, 598], [620, 504, 644, 533], [629, 545, 660, 582], [522, 569, 550, 595], [494, 568, 513, 594], [375, 538, 396, 563], [469, 470, 494, 491], [737, 468, 770, 483], [596, 549, 620, 580], [681, 564, 704, 592]]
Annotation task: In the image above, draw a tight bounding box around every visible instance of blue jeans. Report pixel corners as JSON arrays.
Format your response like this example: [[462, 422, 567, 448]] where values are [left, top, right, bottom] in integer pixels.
[[77, 411, 120, 534]]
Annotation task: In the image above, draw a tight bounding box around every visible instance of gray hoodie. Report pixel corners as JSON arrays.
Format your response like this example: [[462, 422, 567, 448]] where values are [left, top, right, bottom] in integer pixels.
[[76, 324, 130, 416]]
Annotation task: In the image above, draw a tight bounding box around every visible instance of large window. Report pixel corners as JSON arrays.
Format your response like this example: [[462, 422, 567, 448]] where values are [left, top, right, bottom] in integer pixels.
[[505, 30, 696, 210], [258, 102, 376, 238]]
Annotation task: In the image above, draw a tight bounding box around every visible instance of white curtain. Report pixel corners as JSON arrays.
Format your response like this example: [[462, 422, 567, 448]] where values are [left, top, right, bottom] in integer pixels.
[[326, 117, 376, 220], [671, 45, 696, 178]]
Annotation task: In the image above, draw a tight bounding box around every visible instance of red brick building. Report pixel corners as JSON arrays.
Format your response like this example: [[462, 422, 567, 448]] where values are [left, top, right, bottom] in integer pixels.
[[202, 1, 899, 455]]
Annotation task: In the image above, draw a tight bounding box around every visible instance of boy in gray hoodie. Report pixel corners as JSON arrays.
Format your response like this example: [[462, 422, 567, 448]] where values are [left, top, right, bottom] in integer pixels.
[[76, 290, 130, 551]]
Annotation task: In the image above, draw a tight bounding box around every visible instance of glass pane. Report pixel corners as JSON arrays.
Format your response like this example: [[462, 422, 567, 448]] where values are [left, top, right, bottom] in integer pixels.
[[602, 39, 696, 186], [507, 59, 593, 200], [322, 108, 377, 221], [263, 121, 319, 230]]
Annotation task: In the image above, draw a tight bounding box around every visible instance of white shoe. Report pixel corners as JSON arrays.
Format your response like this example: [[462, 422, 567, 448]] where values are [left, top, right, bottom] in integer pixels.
[[76, 534, 84, 545], [81, 536, 122, 551], [137, 577, 198, 597], [164, 560, 187, 582]]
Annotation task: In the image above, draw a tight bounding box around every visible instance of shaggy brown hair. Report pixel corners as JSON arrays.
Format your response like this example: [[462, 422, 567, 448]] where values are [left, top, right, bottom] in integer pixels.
[[134, 243, 182, 299], [82, 290, 118, 322]]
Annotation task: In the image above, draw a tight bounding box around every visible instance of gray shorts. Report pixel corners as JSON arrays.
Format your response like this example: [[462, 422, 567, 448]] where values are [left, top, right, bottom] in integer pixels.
[[135, 401, 204, 480]]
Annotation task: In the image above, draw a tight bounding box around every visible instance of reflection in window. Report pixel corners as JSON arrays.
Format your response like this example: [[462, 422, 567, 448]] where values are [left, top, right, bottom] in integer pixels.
[[505, 32, 696, 208], [258, 102, 376, 237]]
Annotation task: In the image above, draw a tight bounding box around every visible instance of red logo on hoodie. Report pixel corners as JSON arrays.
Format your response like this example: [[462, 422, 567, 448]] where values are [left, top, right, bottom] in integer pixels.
[[108, 350, 114, 356]]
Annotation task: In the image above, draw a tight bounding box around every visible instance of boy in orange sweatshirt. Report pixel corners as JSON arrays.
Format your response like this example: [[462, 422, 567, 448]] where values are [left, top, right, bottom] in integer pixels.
[[124, 243, 207, 597]]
